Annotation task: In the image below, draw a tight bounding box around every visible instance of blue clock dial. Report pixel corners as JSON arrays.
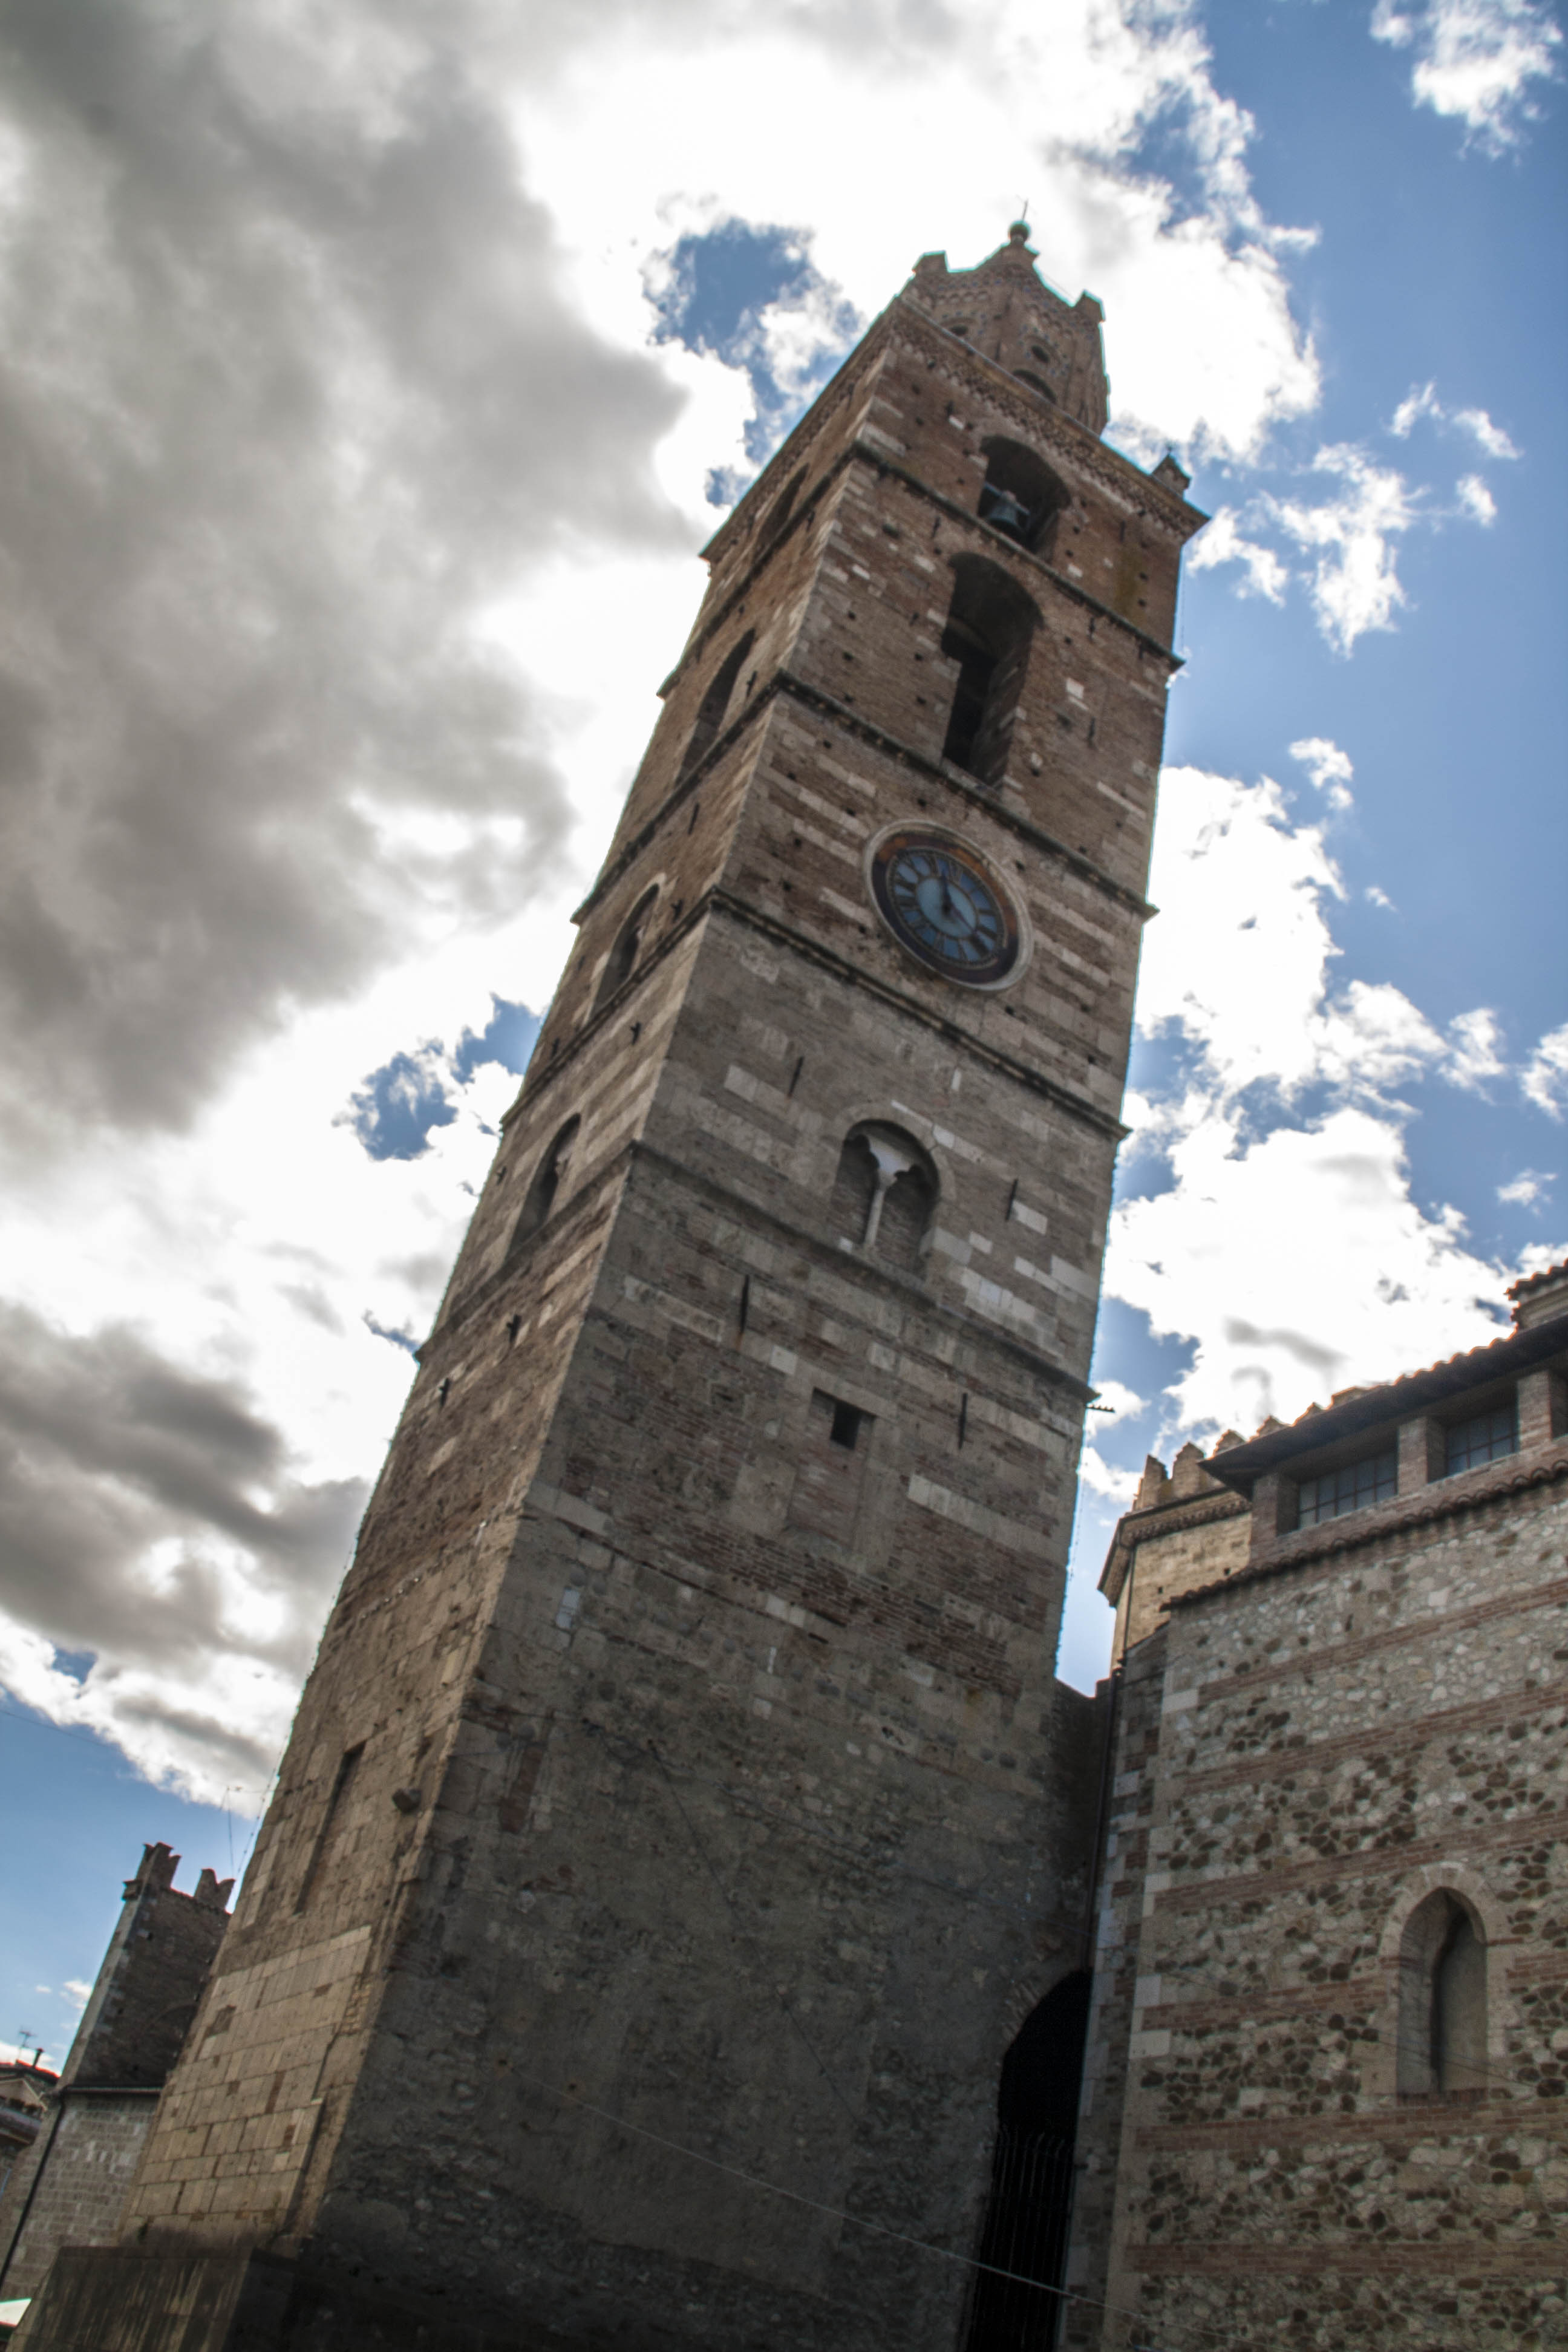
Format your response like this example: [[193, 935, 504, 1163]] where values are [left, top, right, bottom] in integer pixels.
[[867, 829, 1023, 987]]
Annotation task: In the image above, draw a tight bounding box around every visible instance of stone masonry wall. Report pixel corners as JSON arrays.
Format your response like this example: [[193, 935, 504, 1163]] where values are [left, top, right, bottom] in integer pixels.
[[1, 2098, 155, 2302], [98, 248, 1203, 2352], [1071, 1458, 1568, 2352]]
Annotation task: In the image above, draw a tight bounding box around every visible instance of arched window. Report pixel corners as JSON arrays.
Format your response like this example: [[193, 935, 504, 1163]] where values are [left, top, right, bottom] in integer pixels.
[[964, 1971, 1092, 2351], [679, 631, 756, 779], [829, 1124, 936, 1272], [509, 1116, 580, 1255], [1397, 1890, 1488, 2097], [594, 886, 659, 1012], [939, 557, 1039, 785], [760, 468, 806, 546], [977, 437, 1070, 556], [1013, 370, 1057, 405]]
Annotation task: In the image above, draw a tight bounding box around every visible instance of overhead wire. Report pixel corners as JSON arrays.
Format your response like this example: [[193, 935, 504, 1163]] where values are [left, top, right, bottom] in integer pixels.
[[510, 2063, 1191, 2352]]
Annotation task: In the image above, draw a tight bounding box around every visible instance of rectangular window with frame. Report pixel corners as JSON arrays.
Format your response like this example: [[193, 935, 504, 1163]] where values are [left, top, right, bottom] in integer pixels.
[[1295, 1447, 1397, 1529], [1444, 1399, 1517, 1477]]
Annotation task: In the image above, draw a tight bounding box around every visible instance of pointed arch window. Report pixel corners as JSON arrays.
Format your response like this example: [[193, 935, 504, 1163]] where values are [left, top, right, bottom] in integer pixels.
[[679, 631, 756, 779], [939, 557, 1039, 786], [1397, 1889, 1488, 2098], [510, 1116, 581, 1255], [595, 886, 659, 1013], [829, 1124, 936, 1273]]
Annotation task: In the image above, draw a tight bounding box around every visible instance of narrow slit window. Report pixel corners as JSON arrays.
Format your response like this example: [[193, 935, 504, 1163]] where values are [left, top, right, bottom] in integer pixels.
[[1397, 1890, 1488, 2097], [295, 1743, 364, 1915]]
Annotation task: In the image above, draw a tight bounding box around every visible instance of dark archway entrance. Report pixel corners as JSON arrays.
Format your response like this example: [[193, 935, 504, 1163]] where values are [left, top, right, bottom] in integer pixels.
[[963, 1970, 1092, 2351]]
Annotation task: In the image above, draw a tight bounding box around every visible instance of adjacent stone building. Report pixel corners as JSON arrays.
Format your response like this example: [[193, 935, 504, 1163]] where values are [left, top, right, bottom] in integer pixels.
[[0, 1846, 230, 2313], [1067, 1264, 1568, 2351], [18, 227, 1204, 2352]]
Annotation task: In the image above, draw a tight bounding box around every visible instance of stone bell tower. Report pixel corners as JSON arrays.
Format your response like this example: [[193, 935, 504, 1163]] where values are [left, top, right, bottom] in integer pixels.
[[24, 227, 1204, 2351]]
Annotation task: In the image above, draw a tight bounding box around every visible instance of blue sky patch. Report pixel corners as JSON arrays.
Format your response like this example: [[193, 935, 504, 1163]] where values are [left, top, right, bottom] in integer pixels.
[[343, 1048, 458, 1162], [345, 998, 540, 1163], [452, 996, 541, 1084], [647, 218, 859, 495]]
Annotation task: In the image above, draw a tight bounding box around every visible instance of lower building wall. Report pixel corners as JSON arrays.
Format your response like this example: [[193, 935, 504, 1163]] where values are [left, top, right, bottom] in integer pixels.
[[1, 2096, 157, 2304], [1057, 1632, 1165, 2352], [1066, 1470, 1568, 2352]]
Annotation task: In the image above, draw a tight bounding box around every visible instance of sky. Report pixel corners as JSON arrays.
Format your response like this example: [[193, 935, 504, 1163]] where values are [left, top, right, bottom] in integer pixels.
[[0, 0, 1563, 2066]]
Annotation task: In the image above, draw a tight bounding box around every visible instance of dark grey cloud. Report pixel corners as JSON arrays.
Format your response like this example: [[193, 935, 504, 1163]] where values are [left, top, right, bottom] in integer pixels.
[[0, 0, 687, 1152], [0, 1304, 362, 1698]]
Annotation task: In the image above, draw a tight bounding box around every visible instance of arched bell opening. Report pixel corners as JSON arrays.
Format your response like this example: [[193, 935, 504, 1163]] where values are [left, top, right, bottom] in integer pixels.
[[759, 466, 806, 546], [963, 1970, 1091, 2352], [508, 1116, 581, 1258], [939, 557, 1039, 786], [594, 885, 660, 1013], [977, 437, 1070, 557], [679, 630, 756, 780]]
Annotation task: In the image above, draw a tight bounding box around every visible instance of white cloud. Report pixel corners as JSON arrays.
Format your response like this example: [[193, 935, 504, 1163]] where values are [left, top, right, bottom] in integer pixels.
[[61, 1979, 91, 2013], [1454, 407, 1521, 459], [1391, 382, 1520, 460], [1498, 1169, 1554, 1206], [1455, 472, 1498, 523], [1391, 380, 1445, 436], [1109, 762, 1531, 1448], [1446, 1005, 1508, 1089], [1522, 1022, 1568, 1117], [1109, 1103, 1507, 1434], [1134, 763, 1455, 1102], [1187, 507, 1290, 601], [1290, 734, 1355, 810], [1269, 445, 1418, 655], [1371, 0, 1563, 153], [1365, 884, 1396, 909], [1076, 1445, 1142, 1506]]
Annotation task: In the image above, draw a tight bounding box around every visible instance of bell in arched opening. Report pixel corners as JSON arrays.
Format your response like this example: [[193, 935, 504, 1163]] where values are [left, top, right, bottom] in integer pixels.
[[976, 436, 1070, 558]]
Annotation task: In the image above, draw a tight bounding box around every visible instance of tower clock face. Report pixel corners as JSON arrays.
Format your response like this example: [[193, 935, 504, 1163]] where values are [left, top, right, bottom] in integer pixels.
[[866, 825, 1028, 989]]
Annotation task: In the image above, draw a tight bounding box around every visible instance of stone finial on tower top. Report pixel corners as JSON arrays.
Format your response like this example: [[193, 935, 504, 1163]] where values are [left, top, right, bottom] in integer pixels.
[[1008, 219, 1033, 249]]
